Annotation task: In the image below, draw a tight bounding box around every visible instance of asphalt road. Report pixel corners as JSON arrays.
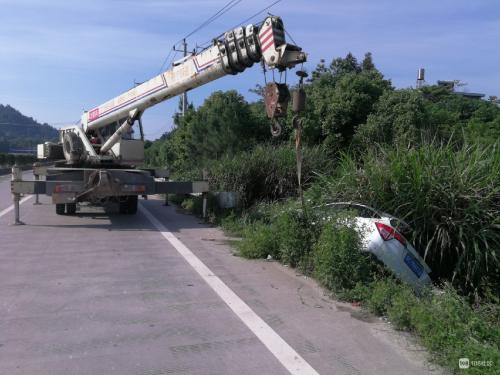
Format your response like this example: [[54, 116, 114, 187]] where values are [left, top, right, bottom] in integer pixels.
[[0, 173, 441, 375]]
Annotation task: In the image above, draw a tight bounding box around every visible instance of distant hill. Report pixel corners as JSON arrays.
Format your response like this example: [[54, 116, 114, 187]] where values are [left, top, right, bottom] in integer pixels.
[[0, 104, 59, 152]]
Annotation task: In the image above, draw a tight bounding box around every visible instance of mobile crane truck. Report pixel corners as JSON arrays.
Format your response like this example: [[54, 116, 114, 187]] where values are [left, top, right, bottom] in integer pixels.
[[10, 16, 306, 219]]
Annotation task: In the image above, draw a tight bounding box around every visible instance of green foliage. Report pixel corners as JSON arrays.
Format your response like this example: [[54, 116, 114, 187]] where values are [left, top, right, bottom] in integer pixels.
[[355, 85, 500, 150], [313, 221, 377, 296], [300, 53, 393, 147], [0, 152, 36, 167], [236, 200, 318, 271], [355, 89, 430, 148], [145, 91, 270, 176], [311, 142, 500, 300], [363, 278, 402, 315], [208, 144, 332, 207], [274, 210, 319, 269], [237, 221, 280, 259]]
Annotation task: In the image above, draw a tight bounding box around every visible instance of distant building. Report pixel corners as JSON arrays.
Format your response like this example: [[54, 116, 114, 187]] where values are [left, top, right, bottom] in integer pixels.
[[416, 69, 486, 99], [436, 80, 485, 99]]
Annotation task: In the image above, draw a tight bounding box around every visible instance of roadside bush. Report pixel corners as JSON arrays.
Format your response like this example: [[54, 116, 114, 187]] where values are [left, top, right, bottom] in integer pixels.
[[357, 280, 499, 374], [208, 144, 333, 208], [0, 152, 35, 167], [312, 142, 500, 300], [275, 210, 319, 271], [362, 278, 402, 315], [237, 200, 320, 272], [237, 221, 280, 259], [313, 222, 376, 296]]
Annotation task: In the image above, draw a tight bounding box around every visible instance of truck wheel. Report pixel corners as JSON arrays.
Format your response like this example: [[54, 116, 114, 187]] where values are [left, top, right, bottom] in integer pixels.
[[119, 196, 138, 214], [56, 204, 65, 215], [62, 132, 84, 164], [127, 195, 138, 215], [66, 203, 77, 215]]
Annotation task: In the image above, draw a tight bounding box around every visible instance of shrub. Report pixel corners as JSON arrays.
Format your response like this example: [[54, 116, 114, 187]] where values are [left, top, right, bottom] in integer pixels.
[[312, 142, 500, 300], [237, 200, 320, 272], [274, 210, 315, 268], [208, 144, 333, 208], [237, 221, 280, 259], [313, 222, 376, 296], [0, 153, 36, 167], [364, 278, 400, 315], [359, 280, 499, 374]]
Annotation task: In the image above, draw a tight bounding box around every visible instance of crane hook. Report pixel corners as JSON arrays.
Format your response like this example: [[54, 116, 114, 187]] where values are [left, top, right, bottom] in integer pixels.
[[270, 118, 282, 137], [264, 82, 290, 137]]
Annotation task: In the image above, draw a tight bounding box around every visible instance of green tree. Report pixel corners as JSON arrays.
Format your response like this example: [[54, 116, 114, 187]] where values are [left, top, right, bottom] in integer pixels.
[[354, 89, 429, 148], [301, 53, 392, 148], [145, 91, 270, 177]]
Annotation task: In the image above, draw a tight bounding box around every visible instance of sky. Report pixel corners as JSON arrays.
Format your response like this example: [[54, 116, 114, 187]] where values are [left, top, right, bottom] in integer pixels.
[[0, 0, 499, 139]]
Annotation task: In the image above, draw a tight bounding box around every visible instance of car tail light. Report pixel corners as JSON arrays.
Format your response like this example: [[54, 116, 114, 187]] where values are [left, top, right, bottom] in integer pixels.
[[375, 222, 407, 246]]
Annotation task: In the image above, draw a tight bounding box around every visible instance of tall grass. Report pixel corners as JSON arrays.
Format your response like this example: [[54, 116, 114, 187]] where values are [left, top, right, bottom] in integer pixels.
[[208, 144, 332, 207], [310, 142, 500, 300]]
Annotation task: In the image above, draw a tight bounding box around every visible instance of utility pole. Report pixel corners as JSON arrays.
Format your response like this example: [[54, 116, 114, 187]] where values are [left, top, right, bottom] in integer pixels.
[[181, 38, 188, 116], [173, 39, 189, 116]]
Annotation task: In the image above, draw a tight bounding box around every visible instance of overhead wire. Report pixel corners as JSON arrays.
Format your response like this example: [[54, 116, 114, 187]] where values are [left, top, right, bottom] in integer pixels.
[[157, 48, 174, 74], [157, 0, 244, 73], [180, 0, 243, 42], [230, 0, 283, 29], [197, 0, 285, 49]]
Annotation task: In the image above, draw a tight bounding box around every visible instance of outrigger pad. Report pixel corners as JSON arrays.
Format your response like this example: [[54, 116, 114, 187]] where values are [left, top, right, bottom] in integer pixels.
[[264, 82, 290, 119]]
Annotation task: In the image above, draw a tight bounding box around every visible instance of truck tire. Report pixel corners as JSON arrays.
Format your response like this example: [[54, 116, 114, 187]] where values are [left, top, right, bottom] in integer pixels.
[[56, 204, 65, 215], [62, 132, 84, 163], [66, 203, 77, 215], [127, 195, 138, 215], [119, 195, 138, 214]]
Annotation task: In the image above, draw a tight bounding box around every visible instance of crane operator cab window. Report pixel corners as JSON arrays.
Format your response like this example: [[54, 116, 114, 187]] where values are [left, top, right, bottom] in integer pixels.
[[99, 120, 138, 142], [100, 123, 117, 142]]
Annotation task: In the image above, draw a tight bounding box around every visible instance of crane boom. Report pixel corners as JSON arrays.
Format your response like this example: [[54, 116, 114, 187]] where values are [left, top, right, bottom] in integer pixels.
[[83, 16, 306, 133], [40, 15, 306, 167]]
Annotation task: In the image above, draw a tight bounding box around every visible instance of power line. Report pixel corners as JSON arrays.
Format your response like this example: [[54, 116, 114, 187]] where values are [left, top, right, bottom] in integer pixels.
[[231, 0, 283, 29], [158, 48, 174, 74], [181, 0, 243, 42], [198, 0, 285, 49], [158, 0, 244, 73]]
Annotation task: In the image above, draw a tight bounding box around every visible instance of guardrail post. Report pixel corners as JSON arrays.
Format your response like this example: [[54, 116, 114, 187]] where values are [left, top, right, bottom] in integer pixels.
[[11, 165, 25, 225], [202, 192, 207, 219], [33, 162, 41, 205], [163, 177, 169, 206]]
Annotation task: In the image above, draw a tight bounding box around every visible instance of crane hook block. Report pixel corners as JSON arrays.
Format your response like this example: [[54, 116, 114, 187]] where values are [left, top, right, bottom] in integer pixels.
[[264, 82, 290, 119], [292, 88, 306, 114]]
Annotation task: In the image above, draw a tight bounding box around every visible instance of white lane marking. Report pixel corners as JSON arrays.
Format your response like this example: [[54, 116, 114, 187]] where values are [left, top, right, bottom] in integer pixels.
[[0, 195, 33, 218], [139, 203, 320, 375]]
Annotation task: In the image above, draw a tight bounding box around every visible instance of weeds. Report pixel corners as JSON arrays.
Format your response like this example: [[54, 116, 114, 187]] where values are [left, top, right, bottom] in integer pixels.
[[313, 222, 376, 296], [311, 142, 500, 300], [358, 280, 500, 374], [208, 144, 333, 208]]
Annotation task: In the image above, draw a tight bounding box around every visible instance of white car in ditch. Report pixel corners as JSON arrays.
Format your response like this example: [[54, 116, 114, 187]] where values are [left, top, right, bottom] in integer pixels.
[[317, 202, 432, 291]]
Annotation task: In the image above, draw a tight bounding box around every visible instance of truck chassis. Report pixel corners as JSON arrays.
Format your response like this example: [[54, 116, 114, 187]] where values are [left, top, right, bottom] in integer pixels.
[[10, 164, 208, 222]]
